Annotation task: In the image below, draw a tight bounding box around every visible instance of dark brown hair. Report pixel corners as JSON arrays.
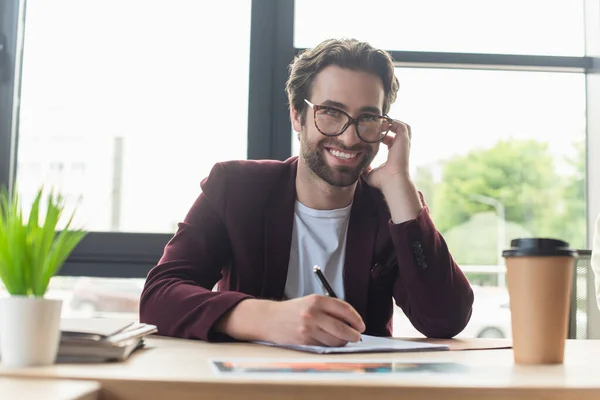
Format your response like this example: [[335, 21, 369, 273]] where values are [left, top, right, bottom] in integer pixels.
[[285, 38, 399, 124]]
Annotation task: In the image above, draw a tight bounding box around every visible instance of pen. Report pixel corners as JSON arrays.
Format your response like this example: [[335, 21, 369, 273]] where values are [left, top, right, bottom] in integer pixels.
[[313, 265, 337, 298], [313, 265, 362, 342]]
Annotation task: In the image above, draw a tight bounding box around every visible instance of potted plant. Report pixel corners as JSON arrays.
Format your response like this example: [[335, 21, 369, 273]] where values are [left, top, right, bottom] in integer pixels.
[[0, 185, 87, 367]]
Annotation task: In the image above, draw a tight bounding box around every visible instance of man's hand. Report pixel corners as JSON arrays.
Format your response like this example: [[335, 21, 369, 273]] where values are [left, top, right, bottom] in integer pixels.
[[263, 294, 365, 346], [216, 295, 365, 346], [364, 120, 411, 191], [363, 120, 423, 224]]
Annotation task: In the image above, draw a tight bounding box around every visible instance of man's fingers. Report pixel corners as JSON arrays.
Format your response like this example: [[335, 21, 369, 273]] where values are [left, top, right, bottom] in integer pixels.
[[310, 327, 349, 347], [316, 313, 362, 343], [318, 297, 365, 333], [382, 133, 395, 147], [391, 120, 411, 139]]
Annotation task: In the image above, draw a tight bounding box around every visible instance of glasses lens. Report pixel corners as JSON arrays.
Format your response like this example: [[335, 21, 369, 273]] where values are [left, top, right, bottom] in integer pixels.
[[314, 108, 349, 135], [358, 116, 391, 142]]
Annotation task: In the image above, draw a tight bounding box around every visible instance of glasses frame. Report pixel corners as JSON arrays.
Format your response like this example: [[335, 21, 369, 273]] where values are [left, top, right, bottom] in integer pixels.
[[304, 99, 393, 144]]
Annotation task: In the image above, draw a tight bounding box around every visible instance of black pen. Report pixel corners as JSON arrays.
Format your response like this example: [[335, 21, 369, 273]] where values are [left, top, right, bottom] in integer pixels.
[[313, 265, 337, 298], [313, 265, 362, 342]]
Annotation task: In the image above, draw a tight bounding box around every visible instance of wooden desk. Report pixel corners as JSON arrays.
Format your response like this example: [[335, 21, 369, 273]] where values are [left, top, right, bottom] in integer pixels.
[[0, 337, 599, 400], [0, 377, 100, 400]]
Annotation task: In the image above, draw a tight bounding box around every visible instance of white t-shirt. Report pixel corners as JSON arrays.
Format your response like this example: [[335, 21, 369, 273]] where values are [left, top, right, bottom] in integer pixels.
[[284, 201, 352, 301]]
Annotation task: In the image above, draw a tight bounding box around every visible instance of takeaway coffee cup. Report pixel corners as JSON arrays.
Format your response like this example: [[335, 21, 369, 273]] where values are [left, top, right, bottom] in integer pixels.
[[502, 238, 577, 365]]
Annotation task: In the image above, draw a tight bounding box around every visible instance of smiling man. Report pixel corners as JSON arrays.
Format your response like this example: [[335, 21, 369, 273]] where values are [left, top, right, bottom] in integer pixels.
[[140, 38, 474, 346]]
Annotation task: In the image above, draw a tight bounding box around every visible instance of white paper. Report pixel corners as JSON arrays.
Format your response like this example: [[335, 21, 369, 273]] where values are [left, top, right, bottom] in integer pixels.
[[254, 334, 449, 354]]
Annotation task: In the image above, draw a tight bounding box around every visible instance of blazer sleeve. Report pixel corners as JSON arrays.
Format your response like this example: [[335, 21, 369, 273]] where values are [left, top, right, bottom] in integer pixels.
[[139, 163, 253, 341], [390, 194, 474, 339]]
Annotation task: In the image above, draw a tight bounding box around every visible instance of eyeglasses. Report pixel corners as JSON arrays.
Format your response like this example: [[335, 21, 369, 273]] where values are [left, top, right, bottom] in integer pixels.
[[304, 99, 392, 144]]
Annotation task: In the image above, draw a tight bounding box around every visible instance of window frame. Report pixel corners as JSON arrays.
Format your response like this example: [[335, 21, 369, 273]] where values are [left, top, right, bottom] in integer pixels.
[[0, 0, 23, 198], [584, 0, 600, 339]]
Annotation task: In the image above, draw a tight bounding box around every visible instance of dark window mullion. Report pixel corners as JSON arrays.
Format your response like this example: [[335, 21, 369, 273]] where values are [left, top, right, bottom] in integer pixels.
[[294, 48, 594, 72], [388, 51, 593, 72], [247, 0, 294, 161], [59, 232, 173, 279], [271, 0, 295, 161], [0, 0, 24, 194]]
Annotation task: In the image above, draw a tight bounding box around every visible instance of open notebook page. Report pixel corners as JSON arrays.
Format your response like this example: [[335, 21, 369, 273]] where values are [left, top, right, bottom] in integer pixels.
[[254, 334, 449, 354]]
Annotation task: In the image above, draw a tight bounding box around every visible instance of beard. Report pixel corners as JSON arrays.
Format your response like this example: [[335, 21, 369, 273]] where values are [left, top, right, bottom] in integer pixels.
[[299, 129, 376, 187]]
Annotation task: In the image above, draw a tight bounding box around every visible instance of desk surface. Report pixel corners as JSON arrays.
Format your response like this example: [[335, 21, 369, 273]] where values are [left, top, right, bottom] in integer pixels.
[[1, 336, 599, 400], [0, 377, 100, 400]]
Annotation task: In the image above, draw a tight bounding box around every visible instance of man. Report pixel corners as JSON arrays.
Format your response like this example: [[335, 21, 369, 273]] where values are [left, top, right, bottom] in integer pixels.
[[140, 38, 474, 346]]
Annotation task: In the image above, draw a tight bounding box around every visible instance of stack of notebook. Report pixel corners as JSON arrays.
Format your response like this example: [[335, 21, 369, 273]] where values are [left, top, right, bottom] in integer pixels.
[[58, 318, 157, 363]]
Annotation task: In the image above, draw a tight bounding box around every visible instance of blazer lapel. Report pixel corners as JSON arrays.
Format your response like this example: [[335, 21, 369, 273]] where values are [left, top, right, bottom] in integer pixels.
[[344, 179, 378, 321], [261, 161, 297, 300]]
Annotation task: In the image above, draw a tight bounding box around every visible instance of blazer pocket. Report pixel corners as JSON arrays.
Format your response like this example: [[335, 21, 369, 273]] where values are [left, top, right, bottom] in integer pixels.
[[370, 262, 397, 281]]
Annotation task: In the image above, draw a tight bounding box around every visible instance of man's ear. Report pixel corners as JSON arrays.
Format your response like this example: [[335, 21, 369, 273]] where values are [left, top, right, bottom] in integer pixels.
[[291, 107, 302, 133]]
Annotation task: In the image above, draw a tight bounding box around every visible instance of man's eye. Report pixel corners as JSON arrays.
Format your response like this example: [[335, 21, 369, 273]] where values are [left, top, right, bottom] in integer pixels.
[[324, 108, 340, 117], [362, 115, 378, 122]]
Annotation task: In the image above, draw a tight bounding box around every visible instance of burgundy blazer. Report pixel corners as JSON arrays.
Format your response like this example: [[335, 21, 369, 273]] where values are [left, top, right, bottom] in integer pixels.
[[140, 157, 474, 341]]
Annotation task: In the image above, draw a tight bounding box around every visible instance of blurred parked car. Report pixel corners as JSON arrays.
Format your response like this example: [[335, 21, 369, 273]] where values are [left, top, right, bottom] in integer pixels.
[[393, 285, 512, 338], [70, 277, 143, 315], [393, 285, 588, 339]]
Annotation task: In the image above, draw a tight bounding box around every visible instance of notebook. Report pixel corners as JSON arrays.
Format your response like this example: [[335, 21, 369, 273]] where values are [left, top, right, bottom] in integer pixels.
[[60, 318, 137, 339], [57, 318, 157, 363], [255, 334, 449, 354]]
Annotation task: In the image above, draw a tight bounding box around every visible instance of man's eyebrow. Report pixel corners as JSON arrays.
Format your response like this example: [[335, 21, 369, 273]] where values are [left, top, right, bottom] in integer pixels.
[[320, 100, 382, 115]]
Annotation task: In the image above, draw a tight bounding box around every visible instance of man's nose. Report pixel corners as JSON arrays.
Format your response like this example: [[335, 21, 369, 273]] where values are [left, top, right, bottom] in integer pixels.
[[338, 122, 362, 147]]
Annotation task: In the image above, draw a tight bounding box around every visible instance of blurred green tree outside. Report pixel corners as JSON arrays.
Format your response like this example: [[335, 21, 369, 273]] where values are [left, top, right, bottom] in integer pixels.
[[416, 138, 586, 284]]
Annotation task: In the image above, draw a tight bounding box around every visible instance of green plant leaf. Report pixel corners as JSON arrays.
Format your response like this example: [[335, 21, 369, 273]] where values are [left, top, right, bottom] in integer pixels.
[[26, 189, 44, 294], [0, 184, 87, 297], [4, 188, 27, 295], [0, 186, 19, 293], [31, 190, 63, 295], [35, 210, 87, 296]]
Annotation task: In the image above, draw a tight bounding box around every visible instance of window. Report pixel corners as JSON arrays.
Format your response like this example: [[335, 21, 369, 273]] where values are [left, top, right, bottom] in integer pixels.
[[296, 68, 586, 248], [293, 68, 586, 338], [383, 68, 585, 246], [293, 0, 590, 338], [295, 0, 585, 56], [2, 1, 598, 335], [16, 0, 252, 233]]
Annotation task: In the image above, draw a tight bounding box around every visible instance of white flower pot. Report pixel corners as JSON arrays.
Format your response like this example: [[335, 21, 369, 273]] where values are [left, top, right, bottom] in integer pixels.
[[0, 296, 62, 367]]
